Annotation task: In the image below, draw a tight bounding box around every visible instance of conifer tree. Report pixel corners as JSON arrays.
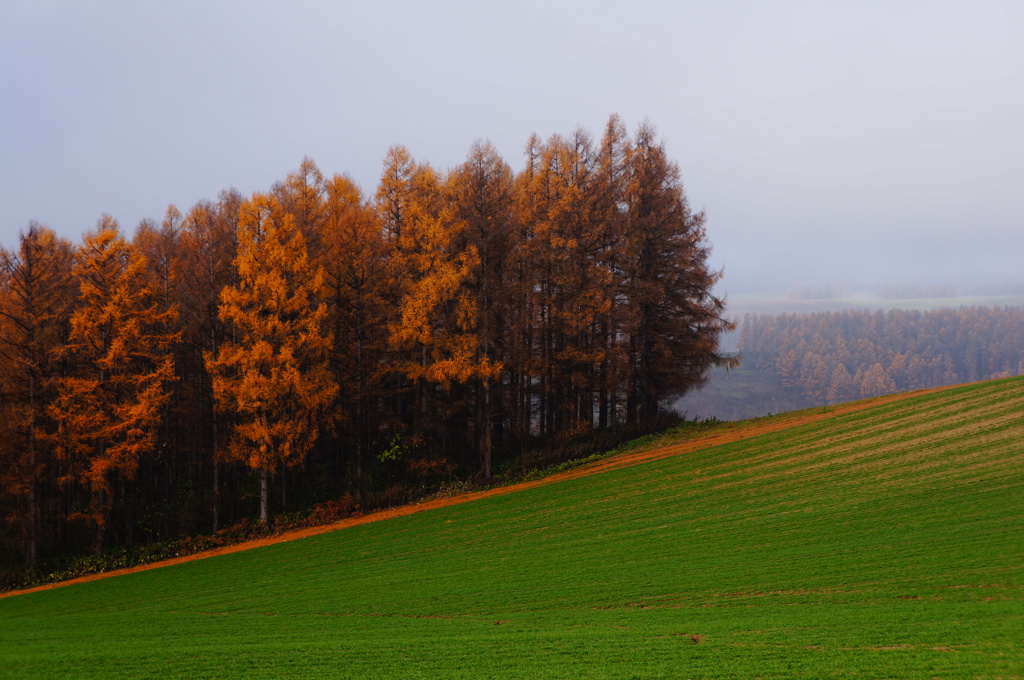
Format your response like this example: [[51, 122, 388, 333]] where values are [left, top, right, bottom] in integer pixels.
[[448, 141, 516, 478], [594, 115, 632, 428], [621, 123, 732, 422], [0, 224, 75, 566], [49, 216, 177, 554], [274, 157, 327, 259], [206, 193, 337, 525], [375, 145, 416, 242], [388, 167, 483, 386], [320, 174, 393, 497], [179, 192, 240, 530], [388, 162, 500, 472], [525, 130, 611, 434]]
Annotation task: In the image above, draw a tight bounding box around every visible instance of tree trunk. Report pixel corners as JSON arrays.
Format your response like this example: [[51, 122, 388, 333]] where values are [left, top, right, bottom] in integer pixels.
[[281, 468, 287, 509], [93, 488, 106, 556], [356, 333, 364, 503], [259, 468, 269, 526], [212, 459, 220, 533], [27, 373, 39, 568], [480, 376, 492, 481], [27, 484, 38, 568]]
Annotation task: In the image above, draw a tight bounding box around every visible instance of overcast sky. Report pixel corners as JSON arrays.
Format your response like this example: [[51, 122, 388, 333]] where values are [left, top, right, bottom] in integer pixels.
[[2, 0, 1022, 295]]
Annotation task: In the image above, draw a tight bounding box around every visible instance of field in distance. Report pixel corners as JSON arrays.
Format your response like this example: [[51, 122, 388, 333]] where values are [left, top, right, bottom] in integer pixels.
[[1, 377, 1022, 678]]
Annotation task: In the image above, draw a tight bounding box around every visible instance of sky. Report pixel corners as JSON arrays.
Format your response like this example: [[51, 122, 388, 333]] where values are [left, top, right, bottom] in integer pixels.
[[2, 0, 1022, 297]]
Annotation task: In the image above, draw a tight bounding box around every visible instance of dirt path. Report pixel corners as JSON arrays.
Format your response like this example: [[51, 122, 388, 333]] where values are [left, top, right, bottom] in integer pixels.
[[2, 385, 956, 599]]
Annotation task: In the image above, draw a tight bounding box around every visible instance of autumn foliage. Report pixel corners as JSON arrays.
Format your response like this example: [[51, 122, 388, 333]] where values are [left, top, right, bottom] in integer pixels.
[[0, 117, 732, 569], [205, 194, 337, 525], [740, 307, 1024, 405]]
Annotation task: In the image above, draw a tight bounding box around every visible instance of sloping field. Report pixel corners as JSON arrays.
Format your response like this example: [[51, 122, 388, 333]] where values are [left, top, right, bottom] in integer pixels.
[[1, 377, 1022, 678]]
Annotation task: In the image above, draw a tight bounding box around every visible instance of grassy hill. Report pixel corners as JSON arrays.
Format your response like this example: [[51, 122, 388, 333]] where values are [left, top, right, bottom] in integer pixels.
[[1, 377, 1022, 678]]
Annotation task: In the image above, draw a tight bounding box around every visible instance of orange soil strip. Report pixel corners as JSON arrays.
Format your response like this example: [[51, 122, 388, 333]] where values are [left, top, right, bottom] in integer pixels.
[[1, 384, 960, 600]]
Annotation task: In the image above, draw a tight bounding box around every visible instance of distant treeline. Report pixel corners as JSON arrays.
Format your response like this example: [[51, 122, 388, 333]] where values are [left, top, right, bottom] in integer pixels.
[[0, 115, 731, 570], [739, 307, 1024, 405]]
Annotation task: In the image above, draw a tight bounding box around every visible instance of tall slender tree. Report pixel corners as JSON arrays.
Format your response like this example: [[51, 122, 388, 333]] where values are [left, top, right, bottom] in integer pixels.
[[274, 157, 327, 260], [594, 115, 632, 428], [448, 141, 517, 478], [49, 217, 177, 554], [0, 224, 75, 566], [206, 193, 337, 525], [375, 145, 416, 242], [621, 123, 732, 422], [320, 174, 393, 497], [179, 191, 241, 530]]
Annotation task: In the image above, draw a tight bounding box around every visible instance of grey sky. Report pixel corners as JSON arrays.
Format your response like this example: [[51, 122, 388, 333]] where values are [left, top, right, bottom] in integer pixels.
[[2, 1, 1021, 295]]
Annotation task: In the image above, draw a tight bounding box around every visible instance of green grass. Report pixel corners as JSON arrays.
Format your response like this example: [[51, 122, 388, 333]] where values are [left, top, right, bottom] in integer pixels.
[[2, 377, 1022, 678]]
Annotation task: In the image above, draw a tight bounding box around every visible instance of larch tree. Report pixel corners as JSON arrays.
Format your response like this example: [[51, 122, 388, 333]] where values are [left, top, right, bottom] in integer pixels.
[[447, 141, 516, 479], [375, 145, 416, 242], [0, 224, 75, 566], [132, 206, 194, 540], [593, 115, 632, 429], [274, 157, 327, 260], [206, 193, 337, 526], [49, 216, 178, 555], [621, 123, 733, 422], [388, 162, 495, 471], [178, 191, 240, 531], [320, 173, 393, 498], [525, 130, 611, 435]]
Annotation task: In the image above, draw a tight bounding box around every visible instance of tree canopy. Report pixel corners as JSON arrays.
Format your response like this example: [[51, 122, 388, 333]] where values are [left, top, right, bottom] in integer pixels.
[[0, 117, 732, 569]]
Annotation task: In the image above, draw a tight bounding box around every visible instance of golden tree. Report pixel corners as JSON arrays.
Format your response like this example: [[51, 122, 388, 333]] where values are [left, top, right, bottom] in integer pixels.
[[518, 129, 611, 435], [375, 145, 416, 242], [320, 174, 393, 497], [206, 193, 337, 525], [274, 157, 327, 259], [49, 216, 177, 554], [447, 141, 516, 479]]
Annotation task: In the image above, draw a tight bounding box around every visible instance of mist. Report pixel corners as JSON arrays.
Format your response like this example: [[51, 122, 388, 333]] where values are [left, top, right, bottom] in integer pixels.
[[2, 2, 1022, 304]]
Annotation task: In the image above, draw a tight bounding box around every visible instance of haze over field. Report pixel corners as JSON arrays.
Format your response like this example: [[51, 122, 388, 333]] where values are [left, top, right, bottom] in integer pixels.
[[2, 1, 1022, 297]]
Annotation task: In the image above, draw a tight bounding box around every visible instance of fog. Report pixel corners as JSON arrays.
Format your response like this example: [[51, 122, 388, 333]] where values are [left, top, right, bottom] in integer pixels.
[[2, 1, 1021, 299]]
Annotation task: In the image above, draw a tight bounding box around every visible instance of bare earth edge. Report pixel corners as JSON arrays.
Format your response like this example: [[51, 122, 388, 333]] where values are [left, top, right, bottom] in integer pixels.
[[1, 384, 959, 600]]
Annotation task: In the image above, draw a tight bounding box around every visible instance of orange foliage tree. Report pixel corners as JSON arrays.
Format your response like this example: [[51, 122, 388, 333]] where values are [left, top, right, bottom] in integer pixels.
[[0, 117, 736, 568], [447, 141, 517, 479], [321, 174, 394, 497], [620, 123, 732, 422], [387, 161, 503, 473], [49, 217, 178, 554], [206, 193, 337, 525]]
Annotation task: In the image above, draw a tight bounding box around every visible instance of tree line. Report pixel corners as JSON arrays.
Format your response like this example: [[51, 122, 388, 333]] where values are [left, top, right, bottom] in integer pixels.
[[0, 116, 731, 568], [739, 307, 1024, 406]]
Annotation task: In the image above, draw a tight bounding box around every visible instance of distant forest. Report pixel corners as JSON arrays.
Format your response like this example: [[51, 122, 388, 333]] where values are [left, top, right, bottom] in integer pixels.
[[676, 307, 1024, 422], [0, 116, 732, 569]]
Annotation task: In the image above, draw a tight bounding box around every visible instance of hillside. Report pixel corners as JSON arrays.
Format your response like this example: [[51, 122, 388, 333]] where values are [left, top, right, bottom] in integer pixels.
[[1, 377, 1021, 678]]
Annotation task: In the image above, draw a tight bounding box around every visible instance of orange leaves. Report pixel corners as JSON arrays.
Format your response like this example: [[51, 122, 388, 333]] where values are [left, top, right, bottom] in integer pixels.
[[47, 217, 178, 548], [206, 193, 337, 488], [385, 158, 498, 393], [0, 121, 733, 556], [32, 219, 180, 553]]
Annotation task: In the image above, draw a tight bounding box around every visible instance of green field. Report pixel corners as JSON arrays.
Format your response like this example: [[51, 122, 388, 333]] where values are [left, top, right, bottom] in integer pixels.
[[2, 377, 1022, 678]]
